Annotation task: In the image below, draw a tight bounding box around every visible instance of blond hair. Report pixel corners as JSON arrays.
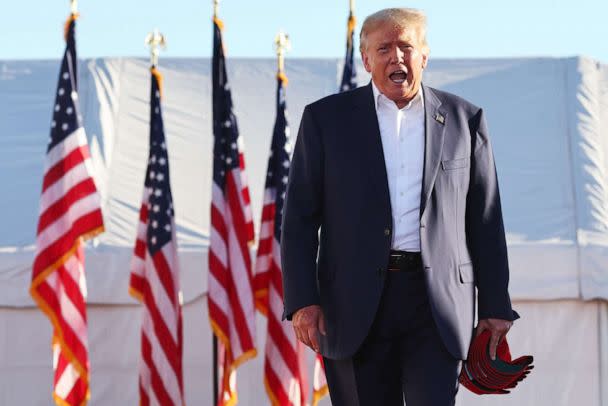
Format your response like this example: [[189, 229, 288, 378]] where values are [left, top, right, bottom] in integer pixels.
[[359, 8, 429, 53]]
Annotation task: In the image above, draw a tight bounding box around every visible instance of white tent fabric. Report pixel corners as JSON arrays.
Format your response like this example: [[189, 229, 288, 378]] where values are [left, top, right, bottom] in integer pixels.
[[1, 56, 607, 405], [2, 56, 608, 305], [0, 299, 606, 406]]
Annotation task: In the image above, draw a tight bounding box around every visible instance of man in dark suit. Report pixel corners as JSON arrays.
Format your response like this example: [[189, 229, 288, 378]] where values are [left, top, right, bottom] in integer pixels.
[[281, 8, 518, 405]]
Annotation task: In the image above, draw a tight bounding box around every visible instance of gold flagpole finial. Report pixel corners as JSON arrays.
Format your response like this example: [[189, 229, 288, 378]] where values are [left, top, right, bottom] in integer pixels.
[[70, 0, 78, 14], [213, 0, 220, 18], [145, 29, 166, 67], [274, 31, 291, 75]]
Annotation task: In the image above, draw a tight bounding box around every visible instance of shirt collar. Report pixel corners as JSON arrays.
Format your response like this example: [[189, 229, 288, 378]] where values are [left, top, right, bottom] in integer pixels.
[[371, 80, 424, 111]]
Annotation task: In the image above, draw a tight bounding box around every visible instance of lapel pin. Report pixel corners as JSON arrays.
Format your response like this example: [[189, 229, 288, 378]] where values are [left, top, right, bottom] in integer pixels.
[[435, 113, 445, 125]]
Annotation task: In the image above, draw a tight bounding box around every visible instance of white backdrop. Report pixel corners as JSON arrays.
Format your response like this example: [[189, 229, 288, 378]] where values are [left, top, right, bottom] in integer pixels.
[[0, 299, 605, 406], [1, 56, 607, 405]]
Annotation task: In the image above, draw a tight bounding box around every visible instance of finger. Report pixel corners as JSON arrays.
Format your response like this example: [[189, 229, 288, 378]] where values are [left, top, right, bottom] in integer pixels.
[[295, 323, 311, 348], [293, 325, 304, 346], [293, 325, 303, 343], [489, 333, 500, 360], [318, 312, 327, 336], [476, 322, 487, 336], [300, 328, 313, 349], [292, 316, 301, 335], [308, 327, 320, 352]]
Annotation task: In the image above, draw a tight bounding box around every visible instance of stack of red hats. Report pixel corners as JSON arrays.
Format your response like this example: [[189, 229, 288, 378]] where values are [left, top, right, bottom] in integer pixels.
[[459, 330, 534, 394]]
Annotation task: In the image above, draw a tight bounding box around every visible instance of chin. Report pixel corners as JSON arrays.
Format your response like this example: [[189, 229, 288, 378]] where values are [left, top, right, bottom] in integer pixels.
[[390, 84, 410, 96], [384, 82, 402, 91]]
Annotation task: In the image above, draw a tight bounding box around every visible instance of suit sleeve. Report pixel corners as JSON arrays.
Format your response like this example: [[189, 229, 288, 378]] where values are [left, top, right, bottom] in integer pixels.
[[466, 108, 519, 321], [281, 105, 323, 320]]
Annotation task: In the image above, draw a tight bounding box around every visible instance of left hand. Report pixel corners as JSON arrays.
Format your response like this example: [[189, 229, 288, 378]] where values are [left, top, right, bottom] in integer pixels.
[[476, 318, 513, 360]]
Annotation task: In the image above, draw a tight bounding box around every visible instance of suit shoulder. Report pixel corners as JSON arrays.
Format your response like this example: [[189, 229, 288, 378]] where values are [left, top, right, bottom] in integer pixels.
[[305, 86, 365, 115], [427, 86, 481, 116]]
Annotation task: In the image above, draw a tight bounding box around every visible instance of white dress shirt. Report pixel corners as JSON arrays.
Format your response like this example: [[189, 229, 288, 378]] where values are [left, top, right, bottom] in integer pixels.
[[372, 81, 425, 252]]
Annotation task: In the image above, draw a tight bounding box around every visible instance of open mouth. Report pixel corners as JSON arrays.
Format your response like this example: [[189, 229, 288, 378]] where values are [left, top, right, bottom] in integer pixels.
[[389, 69, 407, 84]]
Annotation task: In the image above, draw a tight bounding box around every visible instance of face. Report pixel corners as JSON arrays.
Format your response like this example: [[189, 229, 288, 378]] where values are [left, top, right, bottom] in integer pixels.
[[361, 24, 428, 108]]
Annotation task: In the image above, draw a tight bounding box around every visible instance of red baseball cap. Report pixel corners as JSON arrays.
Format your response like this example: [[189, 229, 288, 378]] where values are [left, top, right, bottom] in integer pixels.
[[459, 330, 534, 395]]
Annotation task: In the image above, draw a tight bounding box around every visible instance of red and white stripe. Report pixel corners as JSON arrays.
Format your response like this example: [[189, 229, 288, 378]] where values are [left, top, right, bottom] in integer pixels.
[[129, 188, 184, 406], [312, 355, 329, 406], [253, 188, 275, 313], [208, 141, 257, 406], [255, 189, 309, 406], [31, 127, 104, 406]]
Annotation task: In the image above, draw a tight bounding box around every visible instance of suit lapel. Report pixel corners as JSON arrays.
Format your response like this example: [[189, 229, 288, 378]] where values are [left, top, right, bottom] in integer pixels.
[[351, 83, 392, 216], [420, 84, 447, 218], [349, 83, 446, 221]]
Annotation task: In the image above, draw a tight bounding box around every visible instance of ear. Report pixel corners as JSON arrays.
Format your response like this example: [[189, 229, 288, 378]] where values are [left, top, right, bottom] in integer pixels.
[[421, 49, 429, 69], [361, 50, 372, 73]]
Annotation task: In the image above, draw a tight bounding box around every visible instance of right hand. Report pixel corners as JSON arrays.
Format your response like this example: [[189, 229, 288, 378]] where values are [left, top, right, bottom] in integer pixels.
[[292, 304, 326, 353], [475, 318, 513, 360]]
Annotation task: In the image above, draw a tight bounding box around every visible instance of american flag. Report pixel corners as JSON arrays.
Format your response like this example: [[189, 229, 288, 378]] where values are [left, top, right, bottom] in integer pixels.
[[129, 67, 184, 406], [30, 14, 104, 406], [208, 16, 257, 406], [254, 73, 309, 406], [312, 356, 329, 406], [339, 11, 358, 92], [312, 10, 359, 405]]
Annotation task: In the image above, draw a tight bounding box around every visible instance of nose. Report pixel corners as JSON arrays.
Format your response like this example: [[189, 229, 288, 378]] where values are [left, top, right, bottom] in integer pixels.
[[390, 46, 405, 64]]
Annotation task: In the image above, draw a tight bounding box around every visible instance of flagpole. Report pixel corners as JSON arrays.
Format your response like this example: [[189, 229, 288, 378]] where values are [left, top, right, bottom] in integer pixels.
[[274, 31, 290, 77], [145, 29, 166, 69], [212, 336, 218, 406], [344, 0, 356, 51], [348, 0, 356, 39], [212, 2, 220, 404], [65, 0, 79, 41], [213, 0, 219, 20]]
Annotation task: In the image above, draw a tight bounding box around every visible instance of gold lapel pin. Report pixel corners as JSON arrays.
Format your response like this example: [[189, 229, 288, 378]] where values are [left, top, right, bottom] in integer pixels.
[[435, 113, 445, 125]]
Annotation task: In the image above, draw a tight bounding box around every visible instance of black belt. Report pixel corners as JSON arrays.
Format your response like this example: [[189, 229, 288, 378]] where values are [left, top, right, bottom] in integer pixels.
[[388, 250, 422, 272]]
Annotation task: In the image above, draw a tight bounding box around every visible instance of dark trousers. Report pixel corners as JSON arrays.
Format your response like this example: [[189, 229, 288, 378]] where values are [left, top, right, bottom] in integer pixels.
[[323, 269, 461, 406]]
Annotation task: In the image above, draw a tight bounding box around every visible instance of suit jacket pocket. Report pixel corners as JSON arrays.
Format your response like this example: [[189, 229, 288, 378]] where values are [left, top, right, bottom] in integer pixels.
[[442, 157, 470, 171], [458, 263, 474, 283]]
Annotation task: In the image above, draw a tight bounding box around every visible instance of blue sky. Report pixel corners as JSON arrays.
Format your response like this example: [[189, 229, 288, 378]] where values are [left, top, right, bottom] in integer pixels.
[[1, 0, 606, 62]]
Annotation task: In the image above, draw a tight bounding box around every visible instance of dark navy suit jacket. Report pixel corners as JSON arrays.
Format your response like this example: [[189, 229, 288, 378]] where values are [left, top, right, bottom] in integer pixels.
[[281, 83, 518, 360]]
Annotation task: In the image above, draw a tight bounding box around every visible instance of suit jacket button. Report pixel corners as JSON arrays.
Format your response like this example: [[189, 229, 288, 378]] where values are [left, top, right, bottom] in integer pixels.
[[384, 228, 391, 236]]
